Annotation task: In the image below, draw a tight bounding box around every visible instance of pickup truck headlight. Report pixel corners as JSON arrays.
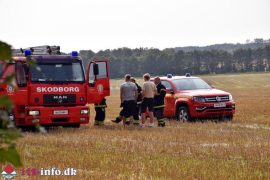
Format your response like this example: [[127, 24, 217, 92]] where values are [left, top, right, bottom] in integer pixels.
[[229, 94, 234, 101], [193, 96, 206, 103], [28, 110, 40, 116], [80, 109, 89, 115]]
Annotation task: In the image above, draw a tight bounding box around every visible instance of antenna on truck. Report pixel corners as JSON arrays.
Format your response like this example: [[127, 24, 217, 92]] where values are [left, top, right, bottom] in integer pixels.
[[12, 45, 61, 56]]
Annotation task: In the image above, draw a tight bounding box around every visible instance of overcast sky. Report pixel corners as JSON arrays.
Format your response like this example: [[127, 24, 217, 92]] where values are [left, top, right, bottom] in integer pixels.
[[0, 0, 270, 52]]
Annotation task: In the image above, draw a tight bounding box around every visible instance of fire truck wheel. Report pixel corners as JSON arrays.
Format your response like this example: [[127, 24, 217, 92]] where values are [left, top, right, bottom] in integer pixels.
[[177, 106, 192, 122], [63, 124, 80, 128], [20, 126, 37, 132]]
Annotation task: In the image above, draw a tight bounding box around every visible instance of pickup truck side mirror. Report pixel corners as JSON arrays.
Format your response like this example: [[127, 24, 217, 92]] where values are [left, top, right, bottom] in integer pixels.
[[170, 89, 175, 94], [93, 63, 99, 76], [211, 85, 216, 89]]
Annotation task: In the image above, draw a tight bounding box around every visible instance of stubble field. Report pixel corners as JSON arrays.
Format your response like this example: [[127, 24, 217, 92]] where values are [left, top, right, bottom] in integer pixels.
[[8, 73, 270, 179]]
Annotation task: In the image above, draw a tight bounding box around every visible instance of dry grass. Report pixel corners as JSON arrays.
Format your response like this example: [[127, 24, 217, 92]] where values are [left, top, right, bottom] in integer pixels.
[[2, 73, 270, 179]]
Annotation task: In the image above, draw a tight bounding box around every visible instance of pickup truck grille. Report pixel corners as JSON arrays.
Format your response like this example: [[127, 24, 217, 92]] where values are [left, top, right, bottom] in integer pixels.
[[204, 95, 229, 102], [43, 94, 76, 105]]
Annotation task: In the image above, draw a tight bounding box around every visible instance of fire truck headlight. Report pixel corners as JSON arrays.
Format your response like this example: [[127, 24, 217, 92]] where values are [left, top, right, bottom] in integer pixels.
[[80, 109, 89, 115], [28, 110, 40, 116]]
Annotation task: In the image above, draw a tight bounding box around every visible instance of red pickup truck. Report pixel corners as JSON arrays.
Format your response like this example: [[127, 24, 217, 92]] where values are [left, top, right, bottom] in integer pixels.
[[152, 74, 235, 121]]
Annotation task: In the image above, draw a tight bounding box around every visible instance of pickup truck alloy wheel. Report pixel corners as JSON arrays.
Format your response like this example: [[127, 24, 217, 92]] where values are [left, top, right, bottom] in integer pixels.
[[177, 106, 190, 122]]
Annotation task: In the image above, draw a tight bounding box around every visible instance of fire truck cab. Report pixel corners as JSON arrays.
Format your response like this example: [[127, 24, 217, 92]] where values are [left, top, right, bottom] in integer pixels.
[[0, 46, 110, 128]]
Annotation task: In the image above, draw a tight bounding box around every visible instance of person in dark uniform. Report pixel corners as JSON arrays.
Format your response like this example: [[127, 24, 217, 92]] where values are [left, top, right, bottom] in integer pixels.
[[131, 77, 142, 125], [94, 98, 107, 126], [154, 77, 166, 127]]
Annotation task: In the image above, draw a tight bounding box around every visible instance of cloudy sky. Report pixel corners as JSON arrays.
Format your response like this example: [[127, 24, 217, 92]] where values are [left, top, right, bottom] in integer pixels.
[[0, 0, 269, 52]]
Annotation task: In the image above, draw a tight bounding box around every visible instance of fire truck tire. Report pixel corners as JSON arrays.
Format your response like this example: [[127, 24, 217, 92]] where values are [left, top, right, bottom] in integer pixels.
[[176, 106, 192, 122], [20, 126, 37, 132], [63, 124, 80, 128]]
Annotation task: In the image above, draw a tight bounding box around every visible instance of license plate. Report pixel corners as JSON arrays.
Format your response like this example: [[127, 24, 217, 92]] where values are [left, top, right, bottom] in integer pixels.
[[53, 110, 68, 115], [214, 102, 226, 108]]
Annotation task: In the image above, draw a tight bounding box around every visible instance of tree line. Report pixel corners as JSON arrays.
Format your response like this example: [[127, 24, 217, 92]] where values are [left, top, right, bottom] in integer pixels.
[[80, 45, 270, 78]]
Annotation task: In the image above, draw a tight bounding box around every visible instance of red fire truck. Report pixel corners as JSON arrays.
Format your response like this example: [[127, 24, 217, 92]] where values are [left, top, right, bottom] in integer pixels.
[[0, 46, 110, 128]]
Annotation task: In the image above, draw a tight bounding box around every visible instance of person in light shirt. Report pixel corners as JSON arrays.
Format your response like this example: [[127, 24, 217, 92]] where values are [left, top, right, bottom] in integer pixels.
[[141, 73, 157, 127]]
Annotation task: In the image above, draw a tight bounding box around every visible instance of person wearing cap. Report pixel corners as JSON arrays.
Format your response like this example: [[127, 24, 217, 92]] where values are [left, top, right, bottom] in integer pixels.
[[154, 77, 166, 127], [141, 73, 157, 127]]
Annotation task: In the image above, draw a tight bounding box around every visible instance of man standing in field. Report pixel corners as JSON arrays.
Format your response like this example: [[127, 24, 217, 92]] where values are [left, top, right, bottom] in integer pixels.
[[154, 77, 166, 127], [120, 74, 138, 125], [141, 73, 157, 127]]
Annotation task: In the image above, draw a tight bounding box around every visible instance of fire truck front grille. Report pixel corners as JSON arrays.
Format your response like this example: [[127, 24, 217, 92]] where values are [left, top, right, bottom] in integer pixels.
[[43, 94, 76, 105], [52, 118, 69, 123]]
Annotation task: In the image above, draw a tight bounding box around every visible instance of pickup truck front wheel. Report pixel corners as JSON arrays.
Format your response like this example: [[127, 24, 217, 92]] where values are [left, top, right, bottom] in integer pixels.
[[177, 106, 191, 122]]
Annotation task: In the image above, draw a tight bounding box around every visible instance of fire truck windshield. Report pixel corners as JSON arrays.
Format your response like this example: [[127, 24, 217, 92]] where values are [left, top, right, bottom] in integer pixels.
[[30, 62, 84, 83]]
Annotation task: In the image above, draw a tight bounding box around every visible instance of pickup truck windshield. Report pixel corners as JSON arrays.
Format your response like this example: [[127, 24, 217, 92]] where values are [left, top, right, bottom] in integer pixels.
[[30, 62, 84, 83], [173, 78, 211, 90]]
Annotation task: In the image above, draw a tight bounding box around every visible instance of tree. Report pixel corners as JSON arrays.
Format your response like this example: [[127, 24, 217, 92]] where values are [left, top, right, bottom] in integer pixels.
[[78, 46, 270, 78], [0, 41, 22, 167]]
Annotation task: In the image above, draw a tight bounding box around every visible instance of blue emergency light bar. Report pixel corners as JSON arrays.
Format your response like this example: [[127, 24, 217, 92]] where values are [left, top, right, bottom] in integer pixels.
[[24, 50, 32, 56], [71, 51, 79, 57]]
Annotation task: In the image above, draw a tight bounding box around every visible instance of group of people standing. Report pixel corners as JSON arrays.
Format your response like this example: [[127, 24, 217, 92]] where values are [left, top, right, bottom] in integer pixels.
[[113, 73, 167, 127], [94, 73, 167, 127]]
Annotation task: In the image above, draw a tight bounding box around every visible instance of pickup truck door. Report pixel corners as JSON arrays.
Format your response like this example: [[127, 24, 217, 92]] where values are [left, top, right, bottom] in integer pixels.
[[87, 59, 110, 104], [161, 80, 176, 117]]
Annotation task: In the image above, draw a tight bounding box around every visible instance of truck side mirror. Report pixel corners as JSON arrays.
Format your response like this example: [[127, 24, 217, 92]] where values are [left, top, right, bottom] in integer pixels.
[[93, 63, 99, 76], [23, 64, 29, 80], [16, 62, 27, 87], [170, 89, 175, 94]]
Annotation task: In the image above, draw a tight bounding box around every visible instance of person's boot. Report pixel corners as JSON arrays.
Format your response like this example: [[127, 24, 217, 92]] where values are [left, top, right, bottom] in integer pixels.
[[111, 116, 122, 123], [158, 119, 166, 127], [94, 120, 104, 126], [133, 119, 140, 126], [125, 118, 131, 125]]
